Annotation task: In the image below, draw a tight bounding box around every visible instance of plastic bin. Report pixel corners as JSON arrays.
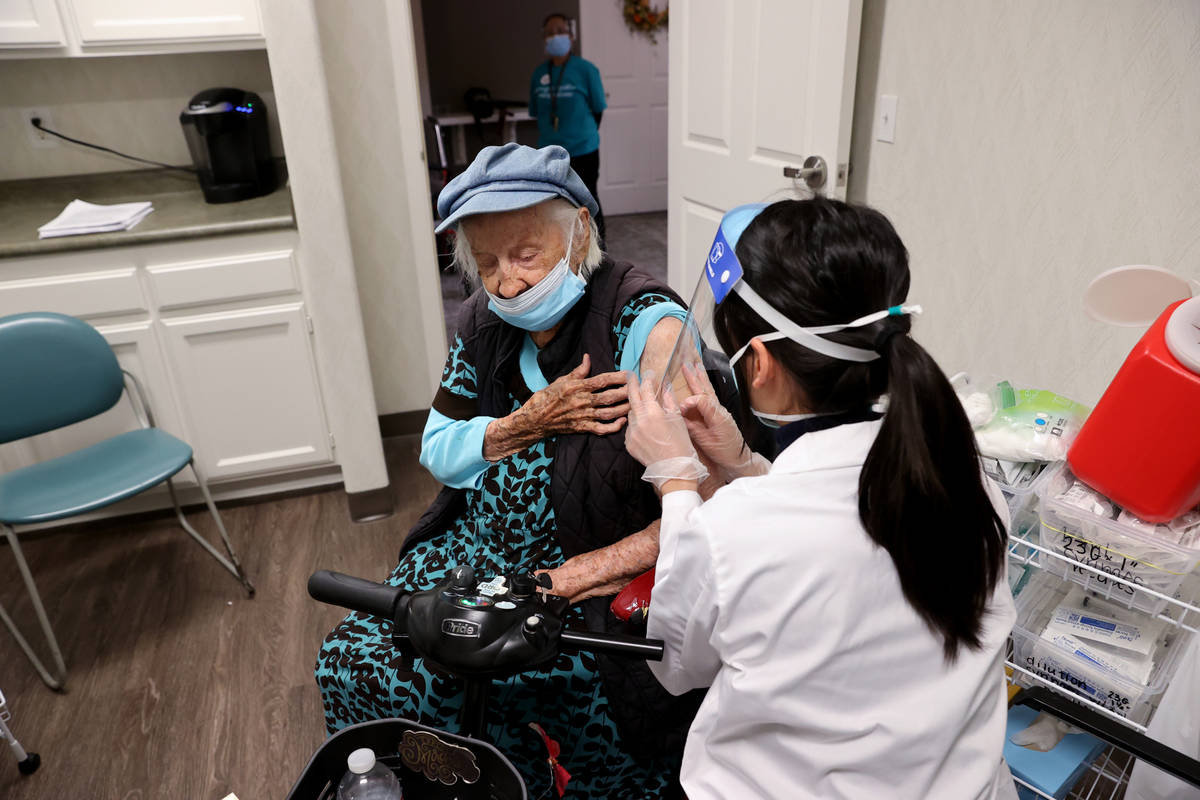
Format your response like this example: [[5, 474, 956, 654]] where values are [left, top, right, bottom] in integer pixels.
[[992, 459, 1054, 518], [1010, 571, 1190, 724], [1037, 466, 1200, 614]]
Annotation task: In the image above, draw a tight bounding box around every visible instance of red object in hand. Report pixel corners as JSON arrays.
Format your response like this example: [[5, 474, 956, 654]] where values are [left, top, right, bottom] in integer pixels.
[[611, 568, 655, 622], [1068, 298, 1200, 522]]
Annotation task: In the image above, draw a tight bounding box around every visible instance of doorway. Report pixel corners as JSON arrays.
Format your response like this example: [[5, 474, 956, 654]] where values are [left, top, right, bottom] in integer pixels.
[[408, 1, 670, 339]]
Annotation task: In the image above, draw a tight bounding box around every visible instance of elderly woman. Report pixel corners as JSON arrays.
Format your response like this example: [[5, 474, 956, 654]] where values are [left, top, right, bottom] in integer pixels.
[[315, 144, 700, 797]]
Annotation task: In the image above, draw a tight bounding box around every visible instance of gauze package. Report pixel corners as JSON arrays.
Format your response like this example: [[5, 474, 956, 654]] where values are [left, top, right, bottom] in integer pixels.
[[972, 381, 1090, 462]]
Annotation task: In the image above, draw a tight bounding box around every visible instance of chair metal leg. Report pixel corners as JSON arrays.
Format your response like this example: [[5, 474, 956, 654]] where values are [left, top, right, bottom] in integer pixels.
[[165, 465, 255, 596], [0, 525, 66, 691]]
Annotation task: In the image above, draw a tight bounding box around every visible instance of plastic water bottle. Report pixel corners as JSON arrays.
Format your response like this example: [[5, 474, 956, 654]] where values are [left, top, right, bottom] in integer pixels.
[[336, 747, 402, 800]]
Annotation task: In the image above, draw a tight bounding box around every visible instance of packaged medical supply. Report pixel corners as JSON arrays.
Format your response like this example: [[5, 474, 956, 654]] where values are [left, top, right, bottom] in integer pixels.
[[1011, 572, 1190, 723], [984, 457, 1051, 521], [973, 382, 1090, 463], [1056, 480, 1116, 519], [1117, 508, 1200, 548], [1044, 586, 1165, 658], [1039, 631, 1154, 684], [1037, 466, 1200, 614]]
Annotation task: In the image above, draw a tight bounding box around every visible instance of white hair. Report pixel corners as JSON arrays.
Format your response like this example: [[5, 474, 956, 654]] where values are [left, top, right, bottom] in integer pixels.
[[452, 198, 603, 288]]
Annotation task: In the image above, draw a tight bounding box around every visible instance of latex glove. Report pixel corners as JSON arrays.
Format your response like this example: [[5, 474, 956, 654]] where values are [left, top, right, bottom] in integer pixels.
[[641, 456, 709, 490], [677, 362, 770, 481], [625, 372, 696, 463]]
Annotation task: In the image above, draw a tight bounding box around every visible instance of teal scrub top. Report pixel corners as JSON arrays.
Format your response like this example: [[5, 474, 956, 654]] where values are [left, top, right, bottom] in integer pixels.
[[529, 56, 606, 157]]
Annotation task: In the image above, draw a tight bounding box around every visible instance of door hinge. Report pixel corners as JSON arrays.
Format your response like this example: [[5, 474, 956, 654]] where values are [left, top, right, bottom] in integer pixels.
[[305, 313, 314, 334], [328, 432, 336, 453]]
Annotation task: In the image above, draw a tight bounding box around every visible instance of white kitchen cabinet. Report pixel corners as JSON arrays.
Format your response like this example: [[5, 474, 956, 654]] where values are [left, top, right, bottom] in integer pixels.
[[0, 0, 66, 46], [67, 0, 261, 45], [0, 231, 335, 503], [159, 303, 331, 481], [0, 0, 263, 55]]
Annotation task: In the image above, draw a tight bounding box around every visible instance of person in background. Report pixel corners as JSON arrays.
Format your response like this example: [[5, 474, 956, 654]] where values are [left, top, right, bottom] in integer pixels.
[[530, 12, 607, 243]]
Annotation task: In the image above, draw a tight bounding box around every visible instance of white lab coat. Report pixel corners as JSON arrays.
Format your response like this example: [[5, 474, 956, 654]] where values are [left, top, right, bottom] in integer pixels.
[[649, 419, 1019, 800]]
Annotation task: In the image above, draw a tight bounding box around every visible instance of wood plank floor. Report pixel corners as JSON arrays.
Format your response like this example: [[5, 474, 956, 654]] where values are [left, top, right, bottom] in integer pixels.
[[0, 435, 441, 800]]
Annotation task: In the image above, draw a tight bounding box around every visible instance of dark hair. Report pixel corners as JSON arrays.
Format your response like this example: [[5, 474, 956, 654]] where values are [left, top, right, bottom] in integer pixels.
[[713, 197, 1005, 661], [542, 12, 571, 28]]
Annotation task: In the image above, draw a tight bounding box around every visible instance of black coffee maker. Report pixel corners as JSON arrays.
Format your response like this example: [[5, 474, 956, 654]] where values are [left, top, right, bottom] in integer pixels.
[[180, 87, 277, 204]]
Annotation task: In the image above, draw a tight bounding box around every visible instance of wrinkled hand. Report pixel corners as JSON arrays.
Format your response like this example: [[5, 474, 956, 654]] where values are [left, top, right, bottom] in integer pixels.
[[625, 372, 696, 467], [678, 362, 770, 481], [520, 353, 629, 436]]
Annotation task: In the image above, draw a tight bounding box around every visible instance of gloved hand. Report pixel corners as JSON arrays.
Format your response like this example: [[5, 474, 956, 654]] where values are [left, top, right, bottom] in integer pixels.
[[678, 363, 770, 481], [626, 372, 708, 490]]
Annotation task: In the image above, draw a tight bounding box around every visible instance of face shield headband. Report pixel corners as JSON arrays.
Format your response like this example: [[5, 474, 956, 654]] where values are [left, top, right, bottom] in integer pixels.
[[706, 203, 922, 366]]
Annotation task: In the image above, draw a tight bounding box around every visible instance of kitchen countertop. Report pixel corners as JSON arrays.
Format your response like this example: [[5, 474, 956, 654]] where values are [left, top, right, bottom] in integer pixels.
[[0, 167, 295, 259]]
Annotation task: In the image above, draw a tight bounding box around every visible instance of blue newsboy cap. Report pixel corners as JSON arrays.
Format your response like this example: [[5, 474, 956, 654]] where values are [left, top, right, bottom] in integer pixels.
[[434, 143, 599, 233]]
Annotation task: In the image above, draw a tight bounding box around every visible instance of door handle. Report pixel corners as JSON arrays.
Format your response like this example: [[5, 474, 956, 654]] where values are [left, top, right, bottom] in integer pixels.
[[783, 156, 827, 191]]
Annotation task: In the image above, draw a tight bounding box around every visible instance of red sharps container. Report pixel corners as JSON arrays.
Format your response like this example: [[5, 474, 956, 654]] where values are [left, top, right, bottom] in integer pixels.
[[1068, 297, 1200, 522]]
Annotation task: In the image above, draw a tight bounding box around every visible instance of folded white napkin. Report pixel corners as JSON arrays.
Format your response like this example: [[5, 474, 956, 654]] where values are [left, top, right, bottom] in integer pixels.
[[38, 199, 154, 239]]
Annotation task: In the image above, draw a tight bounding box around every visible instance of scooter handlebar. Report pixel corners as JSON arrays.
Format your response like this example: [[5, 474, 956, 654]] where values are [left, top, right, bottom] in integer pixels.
[[560, 629, 665, 662], [307, 570, 403, 620]]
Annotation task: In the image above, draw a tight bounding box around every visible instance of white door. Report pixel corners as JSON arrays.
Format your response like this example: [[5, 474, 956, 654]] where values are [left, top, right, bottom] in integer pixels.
[[667, 0, 862, 291], [67, 0, 261, 44], [0, 0, 65, 45], [160, 303, 332, 481], [580, 2, 669, 215]]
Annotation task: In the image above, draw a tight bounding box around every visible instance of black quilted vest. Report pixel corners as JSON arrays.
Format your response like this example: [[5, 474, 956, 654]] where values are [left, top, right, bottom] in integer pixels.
[[400, 258, 703, 763]]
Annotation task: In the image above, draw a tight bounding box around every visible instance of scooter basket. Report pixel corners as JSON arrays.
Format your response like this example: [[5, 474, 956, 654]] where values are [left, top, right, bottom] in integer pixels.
[[287, 718, 526, 800]]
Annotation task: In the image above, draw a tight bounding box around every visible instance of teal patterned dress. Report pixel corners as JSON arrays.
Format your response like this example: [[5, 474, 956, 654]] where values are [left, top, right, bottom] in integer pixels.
[[315, 292, 683, 799]]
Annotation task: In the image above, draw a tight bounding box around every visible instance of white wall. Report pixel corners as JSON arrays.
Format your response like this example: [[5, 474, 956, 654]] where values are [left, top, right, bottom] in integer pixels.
[[848, 0, 1200, 405], [312, 0, 446, 416], [0, 51, 282, 180]]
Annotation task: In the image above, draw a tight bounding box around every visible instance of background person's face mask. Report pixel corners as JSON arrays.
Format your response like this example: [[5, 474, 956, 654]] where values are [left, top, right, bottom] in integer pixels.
[[545, 34, 571, 58], [486, 222, 584, 332]]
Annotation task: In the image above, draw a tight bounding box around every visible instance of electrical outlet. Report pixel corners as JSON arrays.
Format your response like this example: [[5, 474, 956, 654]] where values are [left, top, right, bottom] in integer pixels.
[[21, 107, 59, 149]]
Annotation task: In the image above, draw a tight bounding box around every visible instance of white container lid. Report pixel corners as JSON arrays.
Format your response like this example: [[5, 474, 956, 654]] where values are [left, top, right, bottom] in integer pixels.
[[1083, 265, 1194, 326], [347, 747, 376, 774], [1165, 296, 1200, 375]]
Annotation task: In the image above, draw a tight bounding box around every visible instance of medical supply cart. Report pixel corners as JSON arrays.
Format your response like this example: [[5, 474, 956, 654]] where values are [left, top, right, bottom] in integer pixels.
[[1004, 468, 1200, 799]]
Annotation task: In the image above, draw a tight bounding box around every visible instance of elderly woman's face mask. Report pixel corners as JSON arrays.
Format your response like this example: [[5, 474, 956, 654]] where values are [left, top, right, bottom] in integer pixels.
[[467, 207, 587, 332]]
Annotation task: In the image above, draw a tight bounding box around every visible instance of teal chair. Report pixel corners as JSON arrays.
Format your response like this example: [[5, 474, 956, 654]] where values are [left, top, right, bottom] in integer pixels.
[[0, 312, 255, 690]]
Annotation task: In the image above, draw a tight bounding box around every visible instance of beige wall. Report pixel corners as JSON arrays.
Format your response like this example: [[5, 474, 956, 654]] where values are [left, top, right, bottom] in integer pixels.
[[313, 0, 446, 416], [848, 0, 1200, 406], [0, 51, 282, 180]]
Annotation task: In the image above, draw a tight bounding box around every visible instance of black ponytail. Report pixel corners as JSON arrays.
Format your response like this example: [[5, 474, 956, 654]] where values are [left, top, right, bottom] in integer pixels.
[[713, 198, 1005, 661]]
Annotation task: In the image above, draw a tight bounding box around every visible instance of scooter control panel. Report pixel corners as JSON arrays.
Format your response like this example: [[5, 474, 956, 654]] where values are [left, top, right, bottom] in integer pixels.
[[398, 565, 568, 676]]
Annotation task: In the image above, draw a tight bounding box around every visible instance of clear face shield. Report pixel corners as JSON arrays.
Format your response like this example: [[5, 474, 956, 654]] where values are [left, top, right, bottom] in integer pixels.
[[655, 203, 921, 411], [655, 253, 736, 404]]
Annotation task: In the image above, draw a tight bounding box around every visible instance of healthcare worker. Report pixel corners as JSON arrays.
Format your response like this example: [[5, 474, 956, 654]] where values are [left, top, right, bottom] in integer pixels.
[[624, 197, 1019, 799]]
